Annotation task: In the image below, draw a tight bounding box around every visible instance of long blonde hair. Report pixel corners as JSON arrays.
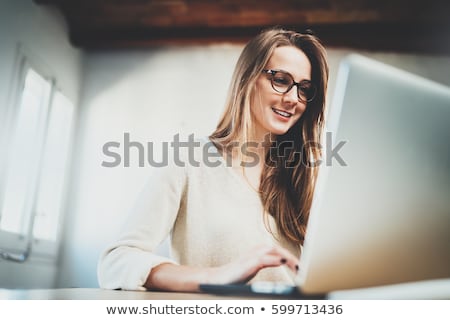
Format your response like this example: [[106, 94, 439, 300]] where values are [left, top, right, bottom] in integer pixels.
[[209, 27, 329, 245]]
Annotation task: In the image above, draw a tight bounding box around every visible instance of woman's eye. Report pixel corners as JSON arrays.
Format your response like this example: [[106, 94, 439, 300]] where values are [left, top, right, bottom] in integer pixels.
[[299, 82, 312, 91], [273, 76, 290, 86], [299, 86, 310, 93]]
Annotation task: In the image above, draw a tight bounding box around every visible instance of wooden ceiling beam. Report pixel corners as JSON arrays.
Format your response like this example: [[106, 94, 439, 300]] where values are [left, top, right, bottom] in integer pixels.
[[34, 0, 450, 54], [64, 23, 450, 54]]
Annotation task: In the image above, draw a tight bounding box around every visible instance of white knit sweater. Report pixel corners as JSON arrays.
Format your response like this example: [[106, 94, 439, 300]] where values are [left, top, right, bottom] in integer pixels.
[[97, 138, 301, 290]]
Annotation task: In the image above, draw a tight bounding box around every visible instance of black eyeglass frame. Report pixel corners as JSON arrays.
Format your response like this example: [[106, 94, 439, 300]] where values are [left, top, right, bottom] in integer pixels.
[[262, 69, 317, 103]]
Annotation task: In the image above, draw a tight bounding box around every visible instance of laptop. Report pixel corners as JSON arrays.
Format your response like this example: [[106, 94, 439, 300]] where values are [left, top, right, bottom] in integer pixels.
[[200, 54, 450, 297]]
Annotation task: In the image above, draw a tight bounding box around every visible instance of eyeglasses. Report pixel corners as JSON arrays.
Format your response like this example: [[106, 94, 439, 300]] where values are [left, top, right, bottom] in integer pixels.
[[262, 69, 317, 103]]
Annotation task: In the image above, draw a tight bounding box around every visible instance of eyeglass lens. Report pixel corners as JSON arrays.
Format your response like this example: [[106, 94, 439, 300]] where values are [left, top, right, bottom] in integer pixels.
[[270, 71, 316, 102]]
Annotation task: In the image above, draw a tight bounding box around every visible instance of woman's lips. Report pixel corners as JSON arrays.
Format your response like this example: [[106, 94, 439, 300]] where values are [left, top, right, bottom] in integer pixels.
[[272, 107, 292, 118]]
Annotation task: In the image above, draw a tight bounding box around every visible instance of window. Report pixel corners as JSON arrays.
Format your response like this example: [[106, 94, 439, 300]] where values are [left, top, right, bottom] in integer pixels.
[[33, 91, 74, 242], [0, 50, 75, 258]]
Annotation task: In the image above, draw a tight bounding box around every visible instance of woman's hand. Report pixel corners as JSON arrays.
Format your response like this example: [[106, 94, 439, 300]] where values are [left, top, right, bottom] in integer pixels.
[[145, 244, 299, 292], [208, 244, 299, 285]]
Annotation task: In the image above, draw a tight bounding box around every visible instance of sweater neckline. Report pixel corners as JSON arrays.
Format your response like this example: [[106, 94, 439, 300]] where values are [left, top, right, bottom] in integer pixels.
[[205, 138, 261, 198]]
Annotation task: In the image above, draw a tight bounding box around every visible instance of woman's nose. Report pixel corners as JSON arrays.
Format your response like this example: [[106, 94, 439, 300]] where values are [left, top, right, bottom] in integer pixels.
[[282, 86, 299, 105]]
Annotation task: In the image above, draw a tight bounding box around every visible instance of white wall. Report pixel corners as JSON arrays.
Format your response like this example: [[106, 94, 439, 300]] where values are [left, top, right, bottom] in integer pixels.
[[56, 42, 450, 288], [0, 0, 83, 288]]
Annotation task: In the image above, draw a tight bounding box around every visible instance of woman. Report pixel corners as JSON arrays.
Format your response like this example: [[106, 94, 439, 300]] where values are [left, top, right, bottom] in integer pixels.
[[98, 27, 329, 292]]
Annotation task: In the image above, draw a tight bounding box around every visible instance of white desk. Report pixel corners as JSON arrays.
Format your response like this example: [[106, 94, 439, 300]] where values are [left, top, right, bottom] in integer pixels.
[[328, 278, 450, 299], [1, 279, 449, 300]]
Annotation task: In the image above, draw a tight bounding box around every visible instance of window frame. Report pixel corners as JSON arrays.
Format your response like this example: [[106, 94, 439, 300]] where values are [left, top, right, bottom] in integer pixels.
[[0, 45, 75, 260]]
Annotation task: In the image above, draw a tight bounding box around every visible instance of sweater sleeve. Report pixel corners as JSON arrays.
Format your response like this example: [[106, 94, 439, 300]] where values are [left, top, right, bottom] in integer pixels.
[[97, 161, 187, 291]]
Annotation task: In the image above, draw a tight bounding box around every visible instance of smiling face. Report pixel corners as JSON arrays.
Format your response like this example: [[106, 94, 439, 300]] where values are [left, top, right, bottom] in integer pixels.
[[250, 45, 312, 140]]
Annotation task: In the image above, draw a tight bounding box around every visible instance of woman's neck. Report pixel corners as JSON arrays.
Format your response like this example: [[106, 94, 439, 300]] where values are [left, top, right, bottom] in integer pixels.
[[246, 129, 274, 166]]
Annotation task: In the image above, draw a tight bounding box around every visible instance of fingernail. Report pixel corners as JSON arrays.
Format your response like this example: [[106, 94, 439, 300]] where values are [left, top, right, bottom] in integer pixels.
[[280, 258, 287, 264]]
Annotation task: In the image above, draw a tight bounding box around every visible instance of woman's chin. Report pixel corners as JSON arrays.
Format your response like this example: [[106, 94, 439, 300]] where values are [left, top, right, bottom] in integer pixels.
[[268, 125, 291, 136]]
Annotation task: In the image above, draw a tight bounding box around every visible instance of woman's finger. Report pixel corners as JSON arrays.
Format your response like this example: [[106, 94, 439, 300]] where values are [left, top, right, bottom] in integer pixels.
[[252, 244, 300, 273]]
